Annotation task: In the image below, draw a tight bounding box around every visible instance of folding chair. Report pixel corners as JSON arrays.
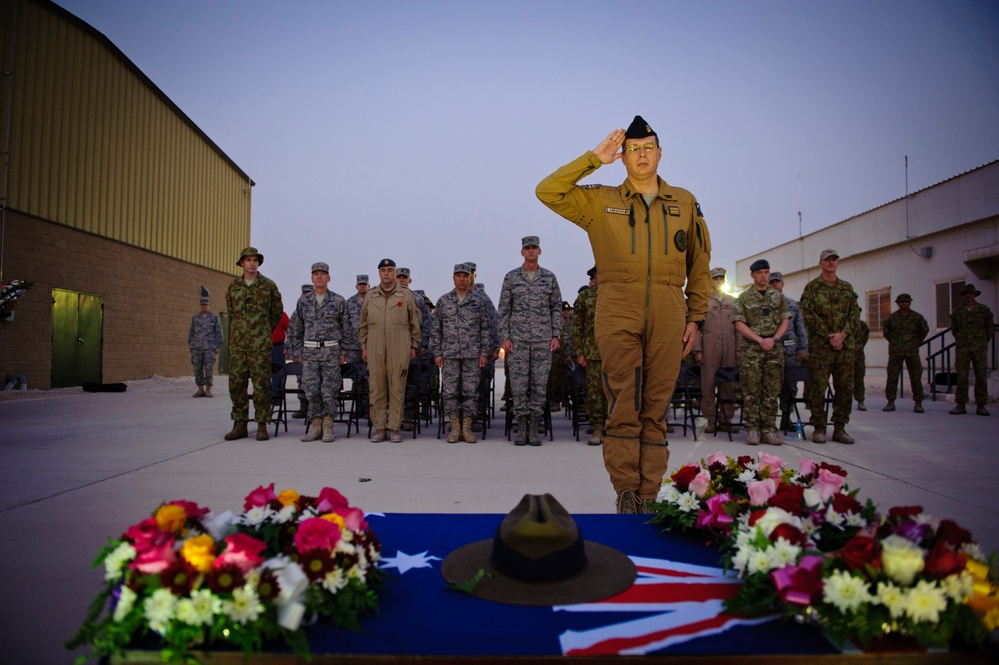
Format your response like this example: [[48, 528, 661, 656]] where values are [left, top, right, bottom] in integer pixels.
[[667, 364, 701, 437], [567, 362, 587, 441], [338, 362, 367, 437], [714, 366, 745, 441], [269, 363, 289, 436]]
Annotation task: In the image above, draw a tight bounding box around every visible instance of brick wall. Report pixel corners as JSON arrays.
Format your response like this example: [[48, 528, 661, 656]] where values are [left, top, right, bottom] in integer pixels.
[[0, 212, 237, 389]]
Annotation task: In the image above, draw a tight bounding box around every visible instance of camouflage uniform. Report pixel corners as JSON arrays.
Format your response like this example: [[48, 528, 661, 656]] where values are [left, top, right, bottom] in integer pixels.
[[344, 288, 366, 364], [498, 265, 563, 426], [951, 302, 995, 407], [778, 294, 808, 424], [470, 284, 500, 413], [225, 273, 284, 424], [189, 308, 222, 388], [733, 286, 790, 434], [571, 285, 607, 433], [800, 276, 861, 430], [853, 320, 870, 403], [288, 289, 354, 419], [883, 307, 929, 401], [548, 309, 572, 408], [432, 289, 491, 419], [693, 290, 738, 427]]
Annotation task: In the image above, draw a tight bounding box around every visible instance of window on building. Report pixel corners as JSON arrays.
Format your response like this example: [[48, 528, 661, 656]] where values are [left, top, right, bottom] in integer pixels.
[[865, 288, 891, 335], [935, 279, 966, 329]]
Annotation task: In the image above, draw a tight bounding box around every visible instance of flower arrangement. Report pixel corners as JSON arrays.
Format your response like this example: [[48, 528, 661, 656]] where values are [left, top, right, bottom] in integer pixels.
[[0, 279, 34, 316], [67, 484, 384, 664], [649, 452, 998, 651]]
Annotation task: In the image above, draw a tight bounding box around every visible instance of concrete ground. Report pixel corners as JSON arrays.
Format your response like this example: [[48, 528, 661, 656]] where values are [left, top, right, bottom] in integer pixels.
[[1, 367, 996, 663]]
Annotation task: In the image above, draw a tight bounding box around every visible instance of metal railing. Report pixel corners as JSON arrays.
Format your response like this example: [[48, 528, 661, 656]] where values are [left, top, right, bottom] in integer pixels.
[[923, 325, 998, 401]]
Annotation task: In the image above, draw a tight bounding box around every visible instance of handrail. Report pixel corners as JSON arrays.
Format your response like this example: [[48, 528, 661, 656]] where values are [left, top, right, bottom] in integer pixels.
[[923, 325, 998, 402]]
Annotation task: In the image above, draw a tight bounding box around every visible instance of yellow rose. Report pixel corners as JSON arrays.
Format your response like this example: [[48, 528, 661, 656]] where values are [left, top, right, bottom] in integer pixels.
[[321, 513, 346, 529], [881, 535, 925, 586], [155, 504, 187, 534], [277, 489, 300, 507], [181, 534, 217, 573]]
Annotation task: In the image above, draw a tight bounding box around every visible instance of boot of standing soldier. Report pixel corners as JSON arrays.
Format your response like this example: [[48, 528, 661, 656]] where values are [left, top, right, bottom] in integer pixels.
[[225, 420, 248, 440], [447, 417, 461, 443], [302, 417, 323, 442], [204, 385, 213, 398], [514, 416, 527, 445], [461, 418, 477, 443], [256, 423, 270, 441], [322, 416, 335, 442], [883, 399, 895, 412], [528, 415, 542, 446], [193, 386, 205, 398]]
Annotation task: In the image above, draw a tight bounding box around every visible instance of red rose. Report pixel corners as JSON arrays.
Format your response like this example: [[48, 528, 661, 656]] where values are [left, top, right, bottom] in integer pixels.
[[831, 492, 862, 515], [838, 534, 882, 572], [923, 540, 968, 578], [770, 523, 807, 546], [817, 462, 847, 478], [736, 455, 753, 468], [935, 519, 972, 548], [671, 465, 699, 491], [747, 508, 767, 527], [293, 517, 341, 555], [768, 484, 806, 515], [888, 505, 923, 520]]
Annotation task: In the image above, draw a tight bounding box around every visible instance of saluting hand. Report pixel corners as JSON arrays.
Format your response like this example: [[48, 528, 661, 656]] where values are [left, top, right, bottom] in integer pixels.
[[593, 129, 626, 164]]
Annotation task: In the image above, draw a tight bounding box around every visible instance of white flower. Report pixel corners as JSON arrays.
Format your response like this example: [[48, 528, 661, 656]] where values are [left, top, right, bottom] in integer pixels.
[[768, 538, 802, 569], [203, 510, 236, 541], [657, 483, 680, 503], [753, 507, 800, 537], [802, 486, 824, 508], [881, 534, 925, 585], [940, 571, 973, 602], [746, 549, 773, 575], [876, 581, 907, 618], [223, 586, 264, 624], [176, 589, 220, 626], [960, 542, 985, 561], [322, 568, 348, 593], [905, 579, 948, 623], [274, 504, 298, 524], [113, 585, 137, 622], [843, 511, 866, 527], [143, 588, 178, 630], [104, 542, 137, 581], [822, 569, 873, 613], [823, 504, 845, 527], [334, 538, 357, 556], [347, 563, 366, 583], [676, 492, 700, 513], [735, 469, 756, 485], [239, 505, 275, 527], [730, 548, 750, 575]]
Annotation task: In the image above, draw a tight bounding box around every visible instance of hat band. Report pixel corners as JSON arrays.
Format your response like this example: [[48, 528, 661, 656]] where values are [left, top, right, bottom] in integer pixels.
[[489, 528, 587, 581]]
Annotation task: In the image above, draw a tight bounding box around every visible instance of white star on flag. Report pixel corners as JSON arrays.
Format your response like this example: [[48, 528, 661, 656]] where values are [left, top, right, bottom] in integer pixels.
[[380, 550, 441, 574]]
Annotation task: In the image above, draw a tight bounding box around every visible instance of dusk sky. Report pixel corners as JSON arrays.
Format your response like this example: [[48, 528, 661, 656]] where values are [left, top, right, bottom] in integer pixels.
[[56, 0, 999, 306]]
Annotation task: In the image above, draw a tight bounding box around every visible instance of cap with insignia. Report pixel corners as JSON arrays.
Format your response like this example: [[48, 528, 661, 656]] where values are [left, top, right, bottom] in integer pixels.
[[710, 267, 726, 279], [377, 258, 396, 269], [769, 271, 784, 282], [301, 284, 314, 293], [625, 115, 657, 140], [310, 261, 329, 274], [397, 267, 411, 278], [356, 274, 369, 285], [562, 301, 572, 311], [895, 293, 913, 303], [749, 259, 770, 272], [521, 235, 540, 248], [454, 263, 472, 275], [819, 248, 840, 261]]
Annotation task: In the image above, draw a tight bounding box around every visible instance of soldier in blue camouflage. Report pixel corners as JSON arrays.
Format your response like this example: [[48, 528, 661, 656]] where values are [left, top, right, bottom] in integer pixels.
[[800, 249, 861, 444], [498, 236, 563, 446], [853, 319, 870, 410], [432, 263, 492, 443], [882, 293, 929, 412], [733, 260, 790, 446], [344, 275, 368, 365], [224, 247, 284, 441], [572, 266, 607, 445], [949, 284, 995, 416], [397, 268, 433, 432], [469, 267, 500, 425], [287, 283, 314, 419], [188, 287, 223, 398], [289, 262, 354, 443], [769, 272, 808, 429]]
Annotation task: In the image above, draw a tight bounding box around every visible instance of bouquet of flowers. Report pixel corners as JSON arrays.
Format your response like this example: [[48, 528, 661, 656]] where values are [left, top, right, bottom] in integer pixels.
[[649, 452, 998, 651], [0, 278, 34, 315], [67, 484, 384, 664]]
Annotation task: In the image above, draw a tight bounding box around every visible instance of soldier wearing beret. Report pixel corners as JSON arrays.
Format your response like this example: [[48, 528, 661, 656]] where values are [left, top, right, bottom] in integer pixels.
[[882, 293, 929, 412], [693, 267, 738, 434], [188, 287, 222, 398], [224, 247, 284, 441], [536, 115, 712, 513], [949, 284, 994, 416]]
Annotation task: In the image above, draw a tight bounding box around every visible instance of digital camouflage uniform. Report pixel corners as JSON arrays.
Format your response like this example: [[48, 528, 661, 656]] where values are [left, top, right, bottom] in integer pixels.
[[432, 290, 491, 419], [288, 289, 354, 420], [498, 265, 563, 427], [547, 310, 572, 408], [470, 285, 500, 411], [950, 302, 995, 407], [225, 274, 284, 424], [572, 285, 607, 433], [883, 307, 929, 401], [188, 309, 222, 387], [344, 292, 366, 364], [800, 276, 861, 430], [853, 320, 870, 403], [693, 290, 738, 427], [778, 294, 808, 423], [733, 286, 790, 434]]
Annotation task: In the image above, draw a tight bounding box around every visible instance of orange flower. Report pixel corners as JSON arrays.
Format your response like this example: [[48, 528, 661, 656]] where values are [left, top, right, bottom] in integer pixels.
[[155, 504, 187, 534], [181, 534, 217, 573], [277, 489, 300, 507]]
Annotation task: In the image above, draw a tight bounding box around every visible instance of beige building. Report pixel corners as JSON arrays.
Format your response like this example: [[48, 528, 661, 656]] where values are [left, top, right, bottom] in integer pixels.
[[1, 0, 253, 389], [737, 159, 999, 400]]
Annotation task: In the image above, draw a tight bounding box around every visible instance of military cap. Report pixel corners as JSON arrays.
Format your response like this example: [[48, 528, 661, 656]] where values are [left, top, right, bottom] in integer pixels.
[[710, 267, 726, 279], [587, 265, 597, 278], [960, 284, 981, 296], [895, 293, 913, 303], [521, 235, 540, 248], [454, 263, 472, 275], [356, 274, 369, 285], [578, 285, 588, 294], [199, 297, 210, 305], [625, 115, 656, 140], [199, 286, 210, 304], [301, 284, 313, 293], [310, 261, 329, 274], [377, 258, 396, 269], [466, 262, 477, 272], [749, 259, 770, 272], [475, 283, 486, 292], [397, 267, 411, 278], [769, 271, 784, 282], [819, 248, 840, 261], [562, 301, 572, 311], [236, 246, 264, 266]]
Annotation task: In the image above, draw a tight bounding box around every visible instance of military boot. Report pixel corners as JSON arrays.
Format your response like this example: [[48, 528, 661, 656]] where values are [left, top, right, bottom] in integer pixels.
[[322, 416, 336, 442], [514, 418, 527, 446], [914, 401, 924, 413], [256, 424, 270, 441], [615, 490, 639, 514], [528, 416, 542, 446], [811, 428, 826, 444], [976, 405, 990, 416], [447, 417, 461, 443], [883, 400, 895, 412], [302, 418, 323, 442], [193, 386, 205, 398], [832, 426, 854, 444], [856, 400, 867, 411], [224, 420, 248, 440], [746, 430, 760, 446], [461, 418, 477, 443], [949, 403, 967, 415], [204, 385, 213, 398], [761, 431, 783, 446]]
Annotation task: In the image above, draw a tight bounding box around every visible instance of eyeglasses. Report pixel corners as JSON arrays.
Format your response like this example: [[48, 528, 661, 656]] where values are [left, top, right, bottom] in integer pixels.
[[624, 142, 659, 154]]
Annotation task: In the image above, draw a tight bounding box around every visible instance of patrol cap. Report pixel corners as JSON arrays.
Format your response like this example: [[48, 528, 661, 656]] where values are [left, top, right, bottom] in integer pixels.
[[587, 265, 597, 278], [237, 246, 264, 266], [522, 236, 540, 248], [895, 293, 913, 303], [466, 262, 477, 273], [749, 259, 770, 273], [397, 267, 411, 278], [356, 274, 369, 285], [819, 248, 840, 261], [377, 258, 396, 269], [960, 284, 981, 296], [310, 262, 329, 274], [769, 271, 784, 283], [625, 115, 657, 140], [301, 284, 313, 293], [710, 267, 726, 279], [475, 283, 486, 292], [199, 297, 210, 305], [454, 263, 472, 275]]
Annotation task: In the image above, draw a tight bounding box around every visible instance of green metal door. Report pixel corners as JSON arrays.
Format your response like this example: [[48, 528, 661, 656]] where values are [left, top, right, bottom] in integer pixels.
[[51, 289, 104, 388]]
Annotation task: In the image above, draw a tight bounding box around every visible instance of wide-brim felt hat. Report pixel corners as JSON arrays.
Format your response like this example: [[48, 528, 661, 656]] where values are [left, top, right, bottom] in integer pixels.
[[441, 494, 636, 606], [960, 283, 981, 296], [237, 246, 264, 266]]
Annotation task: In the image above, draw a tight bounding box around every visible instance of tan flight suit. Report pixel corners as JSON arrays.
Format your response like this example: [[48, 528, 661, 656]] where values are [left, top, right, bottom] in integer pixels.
[[692, 292, 738, 426], [359, 285, 422, 432], [537, 152, 712, 500]]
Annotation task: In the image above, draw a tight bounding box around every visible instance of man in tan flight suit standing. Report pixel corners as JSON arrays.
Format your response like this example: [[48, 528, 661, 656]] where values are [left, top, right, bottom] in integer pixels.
[[536, 116, 712, 513], [693, 267, 738, 433]]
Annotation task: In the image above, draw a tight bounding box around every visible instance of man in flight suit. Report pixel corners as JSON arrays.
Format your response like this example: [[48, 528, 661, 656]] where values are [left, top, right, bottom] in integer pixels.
[[536, 116, 712, 514]]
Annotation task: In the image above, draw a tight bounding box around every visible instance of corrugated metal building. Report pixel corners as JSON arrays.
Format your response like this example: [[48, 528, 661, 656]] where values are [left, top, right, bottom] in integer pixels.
[[1, 0, 253, 389]]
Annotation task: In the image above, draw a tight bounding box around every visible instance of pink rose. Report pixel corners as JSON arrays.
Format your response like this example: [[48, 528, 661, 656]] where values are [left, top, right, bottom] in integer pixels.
[[215, 533, 267, 572], [243, 483, 277, 511], [695, 493, 735, 536], [316, 487, 349, 513], [294, 517, 342, 555], [704, 452, 728, 469], [814, 468, 846, 502], [798, 458, 817, 478], [130, 538, 177, 574], [758, 452, 784, 478], [747, 478, 777, 506], [124, 518, 171, 553], [331, 505, 368, 531], [688, 468, 712, 498]]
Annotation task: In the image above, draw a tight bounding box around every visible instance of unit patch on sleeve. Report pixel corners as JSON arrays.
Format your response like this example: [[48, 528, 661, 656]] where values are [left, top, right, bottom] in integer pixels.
[[580, 184, 602, 189], [674, 229, 688, 252]]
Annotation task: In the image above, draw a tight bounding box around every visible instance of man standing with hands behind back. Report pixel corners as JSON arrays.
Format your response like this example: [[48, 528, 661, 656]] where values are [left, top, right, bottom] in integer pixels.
[[536, 116, 712, 514]]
